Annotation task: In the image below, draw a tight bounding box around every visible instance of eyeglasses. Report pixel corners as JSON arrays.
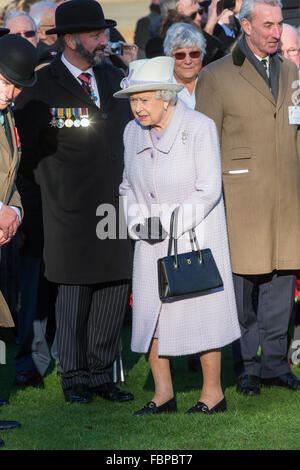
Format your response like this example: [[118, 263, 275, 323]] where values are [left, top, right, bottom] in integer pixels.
[[15, 30, 36, 38], [278, 47, 300, 57], [39, 24, 55, 29], [173, 51, 201, 60], [190, 8, 204, 20]]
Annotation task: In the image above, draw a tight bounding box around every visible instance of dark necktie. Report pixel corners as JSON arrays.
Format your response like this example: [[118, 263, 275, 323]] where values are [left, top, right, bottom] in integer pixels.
[[261, 58, 268, 76], [78, 72, 93, 97], [261, 57, 275, 97], [78, 72, 98, 103]]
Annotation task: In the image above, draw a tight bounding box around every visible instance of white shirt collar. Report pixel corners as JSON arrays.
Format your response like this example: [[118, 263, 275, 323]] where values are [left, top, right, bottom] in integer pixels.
[[61, 53, 94, 81], [172, 76, 198, 109], [172, 75, 198, 95], [254, 54, 270, 78], [254, 54, 269, 64]]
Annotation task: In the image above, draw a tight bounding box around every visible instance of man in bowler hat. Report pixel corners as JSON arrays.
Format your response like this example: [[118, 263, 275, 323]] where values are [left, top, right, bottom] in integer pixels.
[[0, 31, 37, 446], [14, 0, 134, 404]]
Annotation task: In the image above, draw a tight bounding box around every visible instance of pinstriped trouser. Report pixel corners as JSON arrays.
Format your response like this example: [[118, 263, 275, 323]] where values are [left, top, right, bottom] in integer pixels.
[[55, 280, 130, 390]]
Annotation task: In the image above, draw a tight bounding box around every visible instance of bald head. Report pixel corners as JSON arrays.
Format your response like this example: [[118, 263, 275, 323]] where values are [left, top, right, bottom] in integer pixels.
[[30, 1, 57, 46], [279, 23, 300, 69]]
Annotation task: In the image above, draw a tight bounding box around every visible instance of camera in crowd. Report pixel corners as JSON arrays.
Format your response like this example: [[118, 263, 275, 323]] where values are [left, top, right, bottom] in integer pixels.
[[216, 0, 236, 15], [200, 0, 236, 15], [108, 41, 123, 55]]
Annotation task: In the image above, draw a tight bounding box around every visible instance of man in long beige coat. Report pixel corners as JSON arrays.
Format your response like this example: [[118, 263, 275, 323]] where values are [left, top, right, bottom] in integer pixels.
[[196, 0, 300, 395], [0, 32, 37, 445]]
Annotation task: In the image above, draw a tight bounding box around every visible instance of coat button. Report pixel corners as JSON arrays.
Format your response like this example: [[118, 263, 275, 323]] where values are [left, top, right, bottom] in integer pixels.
[[150, 192, 155, 199]]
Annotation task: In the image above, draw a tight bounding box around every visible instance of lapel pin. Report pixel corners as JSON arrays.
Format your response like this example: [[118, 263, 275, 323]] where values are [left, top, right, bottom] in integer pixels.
[[182, 131, 188, 144]]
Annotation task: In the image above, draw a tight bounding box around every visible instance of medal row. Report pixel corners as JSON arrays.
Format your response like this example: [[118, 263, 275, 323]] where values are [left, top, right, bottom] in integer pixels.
[[50, 117, 90, 128], [49, 107, 90, 128]]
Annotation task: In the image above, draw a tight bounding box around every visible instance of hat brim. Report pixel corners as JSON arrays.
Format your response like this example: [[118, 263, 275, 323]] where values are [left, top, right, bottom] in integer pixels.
[[0, 63, 37, 87], [46, 19, 117, 35], [114, 83, 184, 99]]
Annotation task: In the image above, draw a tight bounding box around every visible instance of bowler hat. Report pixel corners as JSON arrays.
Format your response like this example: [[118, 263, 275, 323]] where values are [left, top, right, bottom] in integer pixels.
[[114, 57, 183, 99], [46, 0, 117, 35], [0, 35, 37, 87]]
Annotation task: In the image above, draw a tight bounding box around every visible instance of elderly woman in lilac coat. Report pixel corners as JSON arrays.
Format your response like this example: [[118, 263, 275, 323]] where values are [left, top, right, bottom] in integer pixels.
[[115, 56, 240, 416]]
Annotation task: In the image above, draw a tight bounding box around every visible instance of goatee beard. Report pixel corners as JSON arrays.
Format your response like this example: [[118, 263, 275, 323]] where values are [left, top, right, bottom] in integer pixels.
[[75, 42, 105, 67]]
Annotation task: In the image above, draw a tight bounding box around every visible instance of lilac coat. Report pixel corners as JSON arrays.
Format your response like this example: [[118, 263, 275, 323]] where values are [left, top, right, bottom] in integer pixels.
[[120, 99, 240, 356]]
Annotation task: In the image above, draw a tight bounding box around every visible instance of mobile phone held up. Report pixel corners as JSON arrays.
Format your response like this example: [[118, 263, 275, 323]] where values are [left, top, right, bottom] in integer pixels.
[[217, 0, 236, 15]]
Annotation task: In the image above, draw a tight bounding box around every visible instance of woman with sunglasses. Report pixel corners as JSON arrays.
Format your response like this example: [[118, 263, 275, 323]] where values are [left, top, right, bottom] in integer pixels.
[[163, 22, 206, 109], [115, 56, 240, 417]]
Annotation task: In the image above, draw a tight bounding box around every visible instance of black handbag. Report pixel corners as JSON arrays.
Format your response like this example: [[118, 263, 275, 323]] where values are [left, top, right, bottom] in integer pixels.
[[157, 209, 223, 301]]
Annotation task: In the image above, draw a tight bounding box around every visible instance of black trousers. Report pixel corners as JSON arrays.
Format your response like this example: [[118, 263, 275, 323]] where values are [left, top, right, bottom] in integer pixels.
[[232, 271, 296, 379], [55, 280, 130, 390], [15, 256, 57, 376]]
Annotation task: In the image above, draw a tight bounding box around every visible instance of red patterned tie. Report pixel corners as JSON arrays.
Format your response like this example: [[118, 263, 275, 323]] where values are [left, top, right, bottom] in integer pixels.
[[78, 72, 92, 97]]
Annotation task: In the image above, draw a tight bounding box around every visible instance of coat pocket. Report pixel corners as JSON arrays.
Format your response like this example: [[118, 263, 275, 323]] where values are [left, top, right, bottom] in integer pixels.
[[222, 147, 252, 176]]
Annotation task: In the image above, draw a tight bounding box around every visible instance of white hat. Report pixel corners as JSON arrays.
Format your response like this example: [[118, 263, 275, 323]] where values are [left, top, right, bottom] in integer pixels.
[[113, 56, 184, 98]]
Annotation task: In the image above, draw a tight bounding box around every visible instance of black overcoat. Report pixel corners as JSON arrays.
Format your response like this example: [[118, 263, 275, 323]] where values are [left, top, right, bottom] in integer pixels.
[[14, 56, 133, 284]]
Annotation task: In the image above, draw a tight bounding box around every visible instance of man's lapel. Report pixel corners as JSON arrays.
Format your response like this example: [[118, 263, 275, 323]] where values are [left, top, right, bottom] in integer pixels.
[[7, 109, 18, 162], [0, 121, 10, 156], [51, 56, 99, 108], [0, 108, 18, 203], [276, 57, 288, 112], [233, 41, 276, 106], [239, 57, 276, 106]]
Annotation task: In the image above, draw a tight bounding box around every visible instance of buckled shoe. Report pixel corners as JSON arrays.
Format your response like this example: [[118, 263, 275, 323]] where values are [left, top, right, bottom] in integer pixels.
[[133, 397, 177, 416], [185, 397, 227, 415]]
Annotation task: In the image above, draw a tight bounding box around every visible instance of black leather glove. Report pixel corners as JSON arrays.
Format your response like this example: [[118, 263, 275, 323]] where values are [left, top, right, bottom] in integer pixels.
[[132, 217, 167, 244]]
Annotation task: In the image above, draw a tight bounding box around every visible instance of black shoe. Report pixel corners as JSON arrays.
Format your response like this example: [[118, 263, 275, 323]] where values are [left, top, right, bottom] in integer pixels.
[[261, 372, 300, 390], [236, 375, 261, 395], [0, 438, 4, 447], [0, 398, 9, 407], [0, 420, 21, 430], [91, 383, 134, 402], [133, 397, 177, 416], [185, 397, 227, 415], [64, 384, 93, 403], [13, 370, 43, 388]]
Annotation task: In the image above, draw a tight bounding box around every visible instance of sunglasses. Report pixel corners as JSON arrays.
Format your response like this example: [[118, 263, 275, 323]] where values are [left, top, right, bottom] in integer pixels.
[[15, 30, 36, 38], [174, 51, 201, 60], [190, 8, 204, 19]]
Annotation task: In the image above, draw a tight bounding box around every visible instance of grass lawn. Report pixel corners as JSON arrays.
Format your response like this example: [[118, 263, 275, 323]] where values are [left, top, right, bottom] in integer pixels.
[[1, 325, 300, 450]]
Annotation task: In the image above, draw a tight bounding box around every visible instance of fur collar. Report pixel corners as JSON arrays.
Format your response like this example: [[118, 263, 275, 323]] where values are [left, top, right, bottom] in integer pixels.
[[232, 40, 283, 67], [232, 43, 246, 66]]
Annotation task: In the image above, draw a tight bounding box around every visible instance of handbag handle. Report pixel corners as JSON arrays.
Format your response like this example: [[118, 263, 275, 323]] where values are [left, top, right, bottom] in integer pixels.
[[167, 208, 203, 268]]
